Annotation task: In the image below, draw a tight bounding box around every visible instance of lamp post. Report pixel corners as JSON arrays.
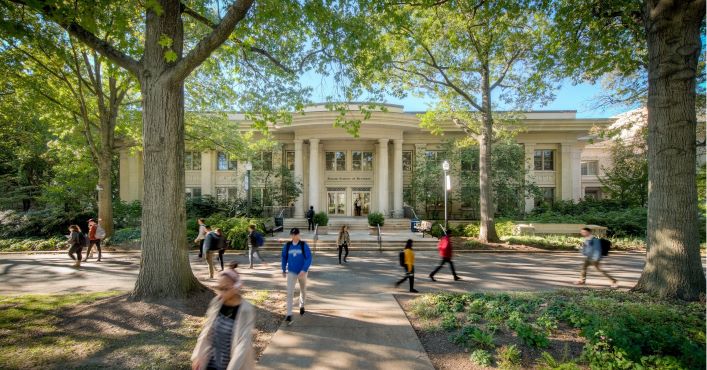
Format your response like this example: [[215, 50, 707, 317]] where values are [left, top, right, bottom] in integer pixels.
[[442, 160, 450, 232], [245, 162, 253, 213]]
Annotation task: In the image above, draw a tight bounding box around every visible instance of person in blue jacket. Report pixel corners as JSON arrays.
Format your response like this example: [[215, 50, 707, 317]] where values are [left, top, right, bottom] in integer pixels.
[[281, 228, 313, 325], [574, 227, 618, 288]]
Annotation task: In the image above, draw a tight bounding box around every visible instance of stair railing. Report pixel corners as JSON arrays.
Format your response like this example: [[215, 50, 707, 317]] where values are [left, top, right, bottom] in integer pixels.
[[376, 223, 382, 253], [313, 224, 319, 257]]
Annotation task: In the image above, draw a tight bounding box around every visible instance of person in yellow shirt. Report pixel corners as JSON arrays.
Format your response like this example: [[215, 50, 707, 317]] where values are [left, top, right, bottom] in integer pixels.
[[395, 239, 418, 293]]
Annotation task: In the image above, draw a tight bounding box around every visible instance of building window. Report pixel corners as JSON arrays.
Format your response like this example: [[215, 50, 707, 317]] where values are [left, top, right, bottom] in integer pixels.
[[352, 151, 373, 171], [581, 161, 599, 176], [185, 187, 202, 199], [535, 187, 555, 206], [185, 151, 202, 171], [216, 151, 237, 171], [534, 149, 554, 171], [584, 187, 602, 199], [216, 187, 238, 202], [425, 151, 441, 163], [402, 151, 413, 172], [285, 151, 295, 171], [326, 151, 346, 171], [254, 151, 273, 171]]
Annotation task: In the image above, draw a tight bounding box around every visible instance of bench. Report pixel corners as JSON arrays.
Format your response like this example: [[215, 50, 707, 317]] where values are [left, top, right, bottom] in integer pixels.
[[512, 223, 607, 237], [416, 220, 433, 237], [263, 218, 283, 236]]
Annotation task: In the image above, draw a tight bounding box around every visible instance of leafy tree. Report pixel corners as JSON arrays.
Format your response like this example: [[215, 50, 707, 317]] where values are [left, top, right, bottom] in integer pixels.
[[358, 0, 557, 242], [550, 0, 706, 300]]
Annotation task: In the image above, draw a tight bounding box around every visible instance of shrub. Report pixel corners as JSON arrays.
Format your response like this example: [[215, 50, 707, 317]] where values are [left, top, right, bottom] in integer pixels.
[[0, 208, 95, 238], [452, 325, 494, 349], [209, 216, 267, 250], [410, 295, 442, 320], [441, 312, 459, 331], [464, 222, 480, 237], [495, 219, 516, 237], [0, 237, 66, 251], [496, 344, 522, 370], [313, 212, 328, 226], [430, 222, 447, 237], [503, 235, 579, 250], [469, 349, 493, 367], [105, 228, 141, 245], [515, 322, 550, 348], [367, 212, 385, 226], [113, 200, 142, 228]]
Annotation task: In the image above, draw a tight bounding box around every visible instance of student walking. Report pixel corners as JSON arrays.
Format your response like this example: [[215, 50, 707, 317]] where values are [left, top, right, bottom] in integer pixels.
[[67, 225, 85, 268], [191, 262, 255, 370], [337, 225, 350, 264], [281, 228, 312, 325], [429, 233, 461, 281], [395, 239, 418, 293], [204, 227, 220, 279], [354, 198, 361, 216], [306, 206, 315, 231], [84, 218, 104, 262], [195, 218, 207, 259], [574, 227, 618, 288], [247, 225, 267, 269], [216, 229, 228, 271]]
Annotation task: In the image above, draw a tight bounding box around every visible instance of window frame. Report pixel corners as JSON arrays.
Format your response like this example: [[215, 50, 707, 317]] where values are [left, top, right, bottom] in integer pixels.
[[352, 151, 373, 171], [581, 160, 599, 176], [402, 151, 413, 172], [325, 151, 347, 171], [216, 151, 237, 171], [285, 151, 295, 171], [185, 151, 202, 171], [533, 149, 555, 171]]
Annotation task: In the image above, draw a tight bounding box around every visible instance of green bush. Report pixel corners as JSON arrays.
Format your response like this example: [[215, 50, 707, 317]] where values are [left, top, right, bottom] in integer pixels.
[[313, 212, 328, 226], [495, 220, 516, 237], [105, 228, 141, 245], [527, 199, 648, 237], [430, 222, 446, 238], [206, 215, 267, 250], [367, 212, 385, 226], [496, 344, 522, 370], [113, 200, 142, 228], [469, 349, 493, 367], [463, 223, 480, 237], [441, 312, 459, 331], [503, 235, 579, 250], [0, 208, 95, 239], [0, 237, 66, 251]]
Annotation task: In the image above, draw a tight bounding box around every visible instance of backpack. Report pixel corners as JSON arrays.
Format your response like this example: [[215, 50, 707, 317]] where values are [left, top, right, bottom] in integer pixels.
[[399, 250, 406, 267], [78, 232, 88, 247], [306, 209, 314, 219], [600, 238, 612, 256], [254, 232, 265, 247], [95, 225, 106, 240], [284, 241, 307, 266]]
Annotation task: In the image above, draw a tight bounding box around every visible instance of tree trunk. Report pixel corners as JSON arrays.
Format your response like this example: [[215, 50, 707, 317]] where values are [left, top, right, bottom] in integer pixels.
[[478, 69, 500, 243], [131, 0, 203, 300], [97, 158, 113, 237], [633, 0, 706, 301]]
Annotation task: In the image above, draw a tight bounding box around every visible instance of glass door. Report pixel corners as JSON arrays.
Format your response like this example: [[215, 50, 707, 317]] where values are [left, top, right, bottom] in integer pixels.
[[327, 191, 346, 215], [352, 189, 371, 216]]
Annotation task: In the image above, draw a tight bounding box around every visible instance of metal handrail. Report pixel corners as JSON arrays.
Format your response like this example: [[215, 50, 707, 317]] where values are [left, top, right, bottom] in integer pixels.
[[313, 224, 319, 257], [277, 208, 286, 219], [376, 224, 382, 253]]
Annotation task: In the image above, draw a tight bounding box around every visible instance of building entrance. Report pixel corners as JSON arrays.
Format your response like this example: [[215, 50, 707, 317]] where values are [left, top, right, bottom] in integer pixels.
[[327, 189, 346, 215], [352, 188, 371, 216]]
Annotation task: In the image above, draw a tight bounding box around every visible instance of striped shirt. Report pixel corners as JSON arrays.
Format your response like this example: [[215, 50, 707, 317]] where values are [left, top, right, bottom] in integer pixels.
[[207, 304, 240, 370]]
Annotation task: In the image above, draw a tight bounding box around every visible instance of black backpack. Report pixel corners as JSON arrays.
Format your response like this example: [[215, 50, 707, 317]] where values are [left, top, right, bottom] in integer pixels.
[[600, 238, 612, 256], [306, 210, 314, 219], [284, 241, 307, 266], [78, 232, 88, 246], [399, 250, 406, 267]]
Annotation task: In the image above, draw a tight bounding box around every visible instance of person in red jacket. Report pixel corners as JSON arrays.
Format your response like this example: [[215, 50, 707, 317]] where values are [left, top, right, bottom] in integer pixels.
[[429, 233, 461, 281]]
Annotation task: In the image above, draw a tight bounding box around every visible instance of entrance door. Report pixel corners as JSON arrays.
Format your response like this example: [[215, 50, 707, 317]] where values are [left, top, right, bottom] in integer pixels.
[[351, 189, 371, 216], [327, 191, 346, 215]]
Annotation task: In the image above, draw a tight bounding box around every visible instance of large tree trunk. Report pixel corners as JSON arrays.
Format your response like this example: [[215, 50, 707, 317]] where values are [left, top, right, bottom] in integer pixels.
[[478, 69, 500, 243], [131, 0, 203, 300], [97, 158, 113, 237], [633, 0, 706, 301]]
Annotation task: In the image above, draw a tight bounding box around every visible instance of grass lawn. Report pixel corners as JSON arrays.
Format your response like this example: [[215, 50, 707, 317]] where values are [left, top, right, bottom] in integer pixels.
[[0, 289, 285, 369], [398, 290, 705, 370]]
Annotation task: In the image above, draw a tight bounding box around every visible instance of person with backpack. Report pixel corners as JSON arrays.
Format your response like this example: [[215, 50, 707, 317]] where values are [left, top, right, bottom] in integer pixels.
[[281, 228, 312, 325], [395, 239, 418, 293], [306, 206, 315, 231], [203, 226, 221, 279], [429, 233, 461, 282], [85, 218, 104, 262], [195, 218, 207, 259], [216, 229, 229, 272], [336, 225, 350, 264], [67, 225, 85, 268], [574, 227, 618, 288], [247, 224, 267, 269]]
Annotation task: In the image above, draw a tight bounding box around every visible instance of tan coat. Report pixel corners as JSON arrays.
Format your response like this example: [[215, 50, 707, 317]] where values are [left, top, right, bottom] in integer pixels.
[[337, 231, 350, 247], [191, 297, 256, 370]]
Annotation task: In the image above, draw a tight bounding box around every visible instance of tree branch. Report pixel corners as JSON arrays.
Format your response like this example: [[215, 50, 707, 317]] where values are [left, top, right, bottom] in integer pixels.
[[490, 48, 524, 90], [168, 0, 254, 83]]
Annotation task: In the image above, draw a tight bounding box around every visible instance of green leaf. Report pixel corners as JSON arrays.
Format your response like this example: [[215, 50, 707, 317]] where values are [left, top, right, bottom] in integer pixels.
[[158, 34, 173, 48], [164, 50, 177, 63]]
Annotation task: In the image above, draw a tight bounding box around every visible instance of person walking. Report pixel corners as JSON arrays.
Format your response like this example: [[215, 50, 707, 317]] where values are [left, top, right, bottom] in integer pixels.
[[246, 225, 267, 269], [337, 225, 350, 264], [67, 225, 85, 268], [204, 226, 220, 279], [195, 218, 207, 259], [354, 198, 361, 216], [574, 227, 618, 288], [306, 206, 315, 231], [281, 228, 312, 325], [191, 262, 255, 370], [429, 233, 461, 281], [395, 239, 418, 293], [84, 218, 104, 262], [216, 229, 228, 272]]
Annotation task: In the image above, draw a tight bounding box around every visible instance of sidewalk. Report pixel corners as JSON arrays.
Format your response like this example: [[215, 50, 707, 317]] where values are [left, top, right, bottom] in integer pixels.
[[256, 292, 434, 370]]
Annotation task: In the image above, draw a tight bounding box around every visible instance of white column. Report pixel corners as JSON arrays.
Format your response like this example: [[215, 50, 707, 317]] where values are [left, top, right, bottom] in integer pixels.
[[201, 150, 214, 196], [308, 138, 320, 212], [294, 139, 304, 218], [560, 142, 581, 201], [571, 144, 583, 201], [378, 138, 389, 215], [523, 143, 535, 213], [393, 139, 404, 218]]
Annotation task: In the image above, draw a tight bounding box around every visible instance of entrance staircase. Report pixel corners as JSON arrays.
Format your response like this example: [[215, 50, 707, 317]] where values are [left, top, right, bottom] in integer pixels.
[[283, 217, 412, 232]]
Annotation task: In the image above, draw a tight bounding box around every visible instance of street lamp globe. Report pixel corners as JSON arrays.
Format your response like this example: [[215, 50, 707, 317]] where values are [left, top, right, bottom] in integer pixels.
[[442, 160, 450, 171]]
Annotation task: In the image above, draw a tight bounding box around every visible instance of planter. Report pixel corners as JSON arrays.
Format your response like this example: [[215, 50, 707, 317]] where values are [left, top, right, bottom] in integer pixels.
[[369, 225, 383, 235], [315, 226, 328, 235]]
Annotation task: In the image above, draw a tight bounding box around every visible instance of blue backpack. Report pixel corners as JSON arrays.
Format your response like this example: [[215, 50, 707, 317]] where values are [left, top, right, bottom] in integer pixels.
[[254, 232, 265, 247]]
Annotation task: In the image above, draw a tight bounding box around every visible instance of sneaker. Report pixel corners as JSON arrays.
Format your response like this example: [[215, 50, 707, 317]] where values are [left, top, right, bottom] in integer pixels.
[[300, 307, 305, 316], [429, 274, 436, 282], [285, 315, 292, 325], [409, 289, 419, 293], [454, 276, 462, 281]]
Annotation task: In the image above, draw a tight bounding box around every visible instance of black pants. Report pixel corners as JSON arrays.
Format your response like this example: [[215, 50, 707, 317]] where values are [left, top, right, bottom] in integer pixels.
[[338, 243, 349, 263], [430, 258, 458, 278], [85, 239, 102, 261], [307, 219, 314, 231], [217, 248, 225, 270], [198, 239, 205, 258], [396, 267, 415, 291], [68, 244, 82, 261]]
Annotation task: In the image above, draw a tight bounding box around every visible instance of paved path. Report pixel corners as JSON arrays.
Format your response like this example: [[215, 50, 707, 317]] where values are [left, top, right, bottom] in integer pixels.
[[0, 251, 645, 370]]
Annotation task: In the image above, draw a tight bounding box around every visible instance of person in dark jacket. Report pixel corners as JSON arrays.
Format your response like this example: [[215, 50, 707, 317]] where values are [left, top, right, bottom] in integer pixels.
[[306, 206, 315, 231], [203, 226, 220, 279], [67, 225, 83, 268], [247, 225, 267, 269], [429, 233, 461, 281], [574, 227, 618, 288]]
